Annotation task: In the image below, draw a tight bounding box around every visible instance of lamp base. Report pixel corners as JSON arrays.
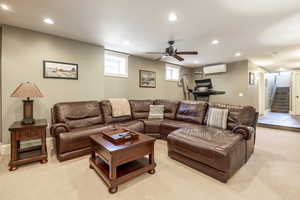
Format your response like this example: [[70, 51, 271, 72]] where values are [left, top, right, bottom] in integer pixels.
[[22, 99, 35, 125], [21, 118, 35, 125]]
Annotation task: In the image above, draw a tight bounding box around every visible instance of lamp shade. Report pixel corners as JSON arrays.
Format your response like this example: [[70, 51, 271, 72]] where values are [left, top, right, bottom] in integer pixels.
[[10, 82, 44, 98]]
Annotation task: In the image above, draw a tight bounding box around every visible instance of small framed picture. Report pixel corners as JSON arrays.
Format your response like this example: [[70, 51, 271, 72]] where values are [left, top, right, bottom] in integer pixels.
[[43, 60, 78, 80], [249, 72, 255, 85], [139, 70, 156, 88]]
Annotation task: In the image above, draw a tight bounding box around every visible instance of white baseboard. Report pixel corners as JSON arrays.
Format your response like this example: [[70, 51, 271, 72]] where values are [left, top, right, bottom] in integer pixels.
[[1, 137, 53, 155]]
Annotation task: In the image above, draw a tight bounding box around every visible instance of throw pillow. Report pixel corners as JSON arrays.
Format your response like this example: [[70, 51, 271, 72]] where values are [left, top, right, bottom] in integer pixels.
[[148, 105, 164, 119], [206, 108, 229, 130]]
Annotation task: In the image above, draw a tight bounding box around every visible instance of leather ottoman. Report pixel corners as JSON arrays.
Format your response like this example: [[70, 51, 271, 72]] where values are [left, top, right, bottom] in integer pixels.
[[167, 127, 247, 183]]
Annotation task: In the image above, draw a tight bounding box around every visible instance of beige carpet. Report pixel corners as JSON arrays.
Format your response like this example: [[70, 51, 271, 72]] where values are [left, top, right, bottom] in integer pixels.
[[0, 127, 299, 200]]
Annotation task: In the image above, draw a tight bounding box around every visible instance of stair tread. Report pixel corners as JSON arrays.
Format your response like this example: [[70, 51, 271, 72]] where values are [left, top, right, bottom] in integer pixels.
[[272, 87, 290, 113]]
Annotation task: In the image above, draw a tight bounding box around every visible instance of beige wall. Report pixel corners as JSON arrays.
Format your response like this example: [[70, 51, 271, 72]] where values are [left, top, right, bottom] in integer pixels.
[[104, 56, 191, 100], [0, 26, 2, 143], [1, 25, 105, 144], [192, 60, 260, 109], [0, 25, 190, 144], [248, 61, 261, 110]]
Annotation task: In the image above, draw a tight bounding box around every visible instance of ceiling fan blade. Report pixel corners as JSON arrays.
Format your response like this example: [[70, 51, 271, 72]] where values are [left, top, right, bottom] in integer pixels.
[[176, 51, 198, 55], [173, 55, 184, 61], [146, 52, 166, 54]]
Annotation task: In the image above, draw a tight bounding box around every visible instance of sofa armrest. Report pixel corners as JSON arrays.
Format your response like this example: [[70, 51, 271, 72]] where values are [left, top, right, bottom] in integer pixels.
[[50, 123, 70, 137], [232, 125, 254, 140]]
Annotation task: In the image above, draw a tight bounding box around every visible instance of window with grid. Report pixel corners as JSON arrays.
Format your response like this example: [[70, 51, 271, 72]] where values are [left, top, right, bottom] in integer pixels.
[[104, 51, 128, 77], [165, 64, 180, 81]]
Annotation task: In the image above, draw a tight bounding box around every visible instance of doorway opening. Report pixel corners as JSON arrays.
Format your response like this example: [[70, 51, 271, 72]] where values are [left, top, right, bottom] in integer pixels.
[[257, 71, 300, 131]]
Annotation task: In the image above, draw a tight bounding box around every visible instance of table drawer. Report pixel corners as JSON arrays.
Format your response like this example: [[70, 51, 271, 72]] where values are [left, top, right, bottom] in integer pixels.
[[95, 145, 111, 163], [15, 128, 42, 140], [116, 143, 153, 165]]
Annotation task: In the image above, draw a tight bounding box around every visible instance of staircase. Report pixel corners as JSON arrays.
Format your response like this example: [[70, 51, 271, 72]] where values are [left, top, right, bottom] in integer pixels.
[[271, 87, 290, 113]]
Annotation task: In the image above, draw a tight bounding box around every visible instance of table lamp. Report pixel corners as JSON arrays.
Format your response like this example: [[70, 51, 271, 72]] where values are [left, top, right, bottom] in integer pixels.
[[10, 82, 44, 125]]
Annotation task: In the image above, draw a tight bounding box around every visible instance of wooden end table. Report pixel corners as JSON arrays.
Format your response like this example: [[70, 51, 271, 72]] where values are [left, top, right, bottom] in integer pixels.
[[8, 119, 48, 171], [89, 131, 156, 194]]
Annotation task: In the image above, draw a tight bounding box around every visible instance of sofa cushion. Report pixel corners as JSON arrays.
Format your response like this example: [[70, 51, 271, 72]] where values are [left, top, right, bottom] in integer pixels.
[[111, 120, 144, 133], [58, 124, 113, 153], [53, 101, 104, 128], [167, 127, 244, 172], [176, 101, 208, 124], [205, 104, 257, 130], [154, 99, 179, 119], [129, 100, 153, 119], [141, 119, 162, 133], [66, 117, 104, 129], [160, 119, 200, 137], [100, 100, 132, 123]]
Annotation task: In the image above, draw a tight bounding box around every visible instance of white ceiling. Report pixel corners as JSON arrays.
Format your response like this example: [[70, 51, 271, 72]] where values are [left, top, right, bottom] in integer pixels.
[[1, 0, 300, 70]]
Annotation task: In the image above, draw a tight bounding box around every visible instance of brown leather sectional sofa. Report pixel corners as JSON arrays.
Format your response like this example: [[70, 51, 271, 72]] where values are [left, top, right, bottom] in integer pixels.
[[50, 99, 258, 182]]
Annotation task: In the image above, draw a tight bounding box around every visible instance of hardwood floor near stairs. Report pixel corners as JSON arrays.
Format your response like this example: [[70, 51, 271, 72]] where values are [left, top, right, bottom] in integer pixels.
[[258, 112, 300, 132], [271, 87, 290, 113]]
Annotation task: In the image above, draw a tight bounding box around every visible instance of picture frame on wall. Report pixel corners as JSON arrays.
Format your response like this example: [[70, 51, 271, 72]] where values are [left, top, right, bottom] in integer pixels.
[[139, 70, 156, 88], [249, 72, 255, 85], [43, 60, 78, 80]]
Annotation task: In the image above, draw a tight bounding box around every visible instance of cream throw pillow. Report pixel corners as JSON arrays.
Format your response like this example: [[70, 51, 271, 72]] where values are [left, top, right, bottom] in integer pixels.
[[148, 105, 164, 119], [207, 108, 229, 130]]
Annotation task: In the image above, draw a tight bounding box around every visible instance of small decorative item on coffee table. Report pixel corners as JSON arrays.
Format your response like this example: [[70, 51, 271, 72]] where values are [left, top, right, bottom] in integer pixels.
[[89, 128, 156, 194], [8, 119, 48, 171]]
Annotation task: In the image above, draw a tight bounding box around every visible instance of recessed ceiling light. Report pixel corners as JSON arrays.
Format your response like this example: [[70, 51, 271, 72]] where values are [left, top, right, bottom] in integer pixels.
[[235, 52, 241, 57], [0, 3, 9, 10], [211, 40, 219, 45], [123, 41, 130, 45], [278, 68, 285, 71], [168, 13, 178, 22], [194, 61, 199, 64], [43, 18, 55, 25]]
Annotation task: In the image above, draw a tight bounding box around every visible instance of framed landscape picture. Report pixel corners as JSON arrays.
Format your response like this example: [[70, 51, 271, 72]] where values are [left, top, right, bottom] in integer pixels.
[[139, 70, 156, 88], [43, 60, 78, 80]]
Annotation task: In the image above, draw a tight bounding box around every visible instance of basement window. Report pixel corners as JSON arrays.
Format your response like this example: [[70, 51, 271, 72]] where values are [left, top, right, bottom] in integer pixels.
[[165, 64, 180, 81], [104, 51, 128, 77]]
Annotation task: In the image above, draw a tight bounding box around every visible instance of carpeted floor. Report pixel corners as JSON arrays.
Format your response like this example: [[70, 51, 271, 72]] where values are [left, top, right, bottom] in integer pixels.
[[0, 127, 299, 200]]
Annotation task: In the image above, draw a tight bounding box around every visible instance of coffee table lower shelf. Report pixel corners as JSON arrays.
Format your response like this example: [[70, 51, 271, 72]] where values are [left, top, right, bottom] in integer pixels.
[[89, 156, 156, 193]]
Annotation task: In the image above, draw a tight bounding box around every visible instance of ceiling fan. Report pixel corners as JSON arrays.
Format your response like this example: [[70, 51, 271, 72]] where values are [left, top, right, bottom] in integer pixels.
[[146, 40, 198, 61]]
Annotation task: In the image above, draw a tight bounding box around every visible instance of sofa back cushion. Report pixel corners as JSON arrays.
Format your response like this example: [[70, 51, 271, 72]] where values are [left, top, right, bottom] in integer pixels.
[[100, 100, 132, 123], [154, 99, 179, 119], [176, 101, 208, 124], [129, 100, 153, 119], [205, 103, 257, 130], [53, 101, 104, 129]]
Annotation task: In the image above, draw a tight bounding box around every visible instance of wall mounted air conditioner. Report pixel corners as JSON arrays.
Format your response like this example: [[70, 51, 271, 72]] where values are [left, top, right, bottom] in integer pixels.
[[203, 64, 227, 75]]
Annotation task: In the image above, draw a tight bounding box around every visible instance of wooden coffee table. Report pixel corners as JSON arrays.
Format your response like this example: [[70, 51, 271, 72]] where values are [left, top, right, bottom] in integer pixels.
[[89, 131, 156, 194]]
